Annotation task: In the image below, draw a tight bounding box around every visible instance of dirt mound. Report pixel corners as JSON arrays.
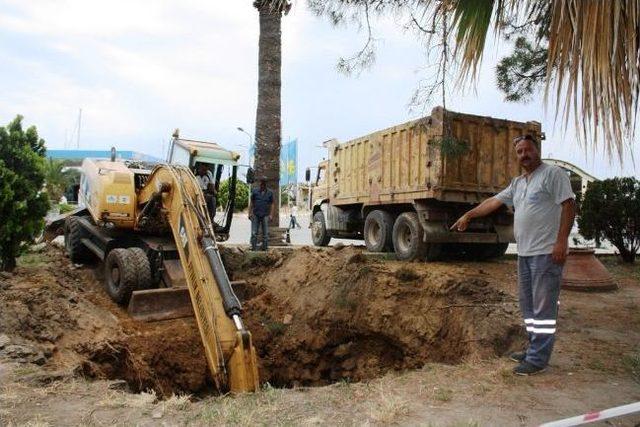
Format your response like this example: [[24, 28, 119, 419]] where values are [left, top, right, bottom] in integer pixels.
[[77, 319, 210, 397], [0, 251, 80, 343], [0, 247, 210, 397], [232, 246, 522, 387], [1, 244, 522, 396]]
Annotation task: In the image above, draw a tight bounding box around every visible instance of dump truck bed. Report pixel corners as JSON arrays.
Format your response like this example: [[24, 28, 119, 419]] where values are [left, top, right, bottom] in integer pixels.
[[330, 107, 542, 206]]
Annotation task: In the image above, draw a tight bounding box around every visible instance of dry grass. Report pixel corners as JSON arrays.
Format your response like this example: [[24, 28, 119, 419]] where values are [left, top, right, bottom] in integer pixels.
[[17, 252, 48, 268], [623, 350, 640, 383], [194, 384, 292, 426], [433, 387, 453, 402], [97, 389, 157, 408], [162, 393, 191, 411], [497, 367, 516, 385], [367, 386, 410, 424], [19, 416, 52, 427]]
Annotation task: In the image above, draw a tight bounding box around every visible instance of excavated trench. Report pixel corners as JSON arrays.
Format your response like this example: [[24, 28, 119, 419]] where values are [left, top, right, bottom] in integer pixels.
[[75, 246, 523, 396], [1, 245, 523, 398]]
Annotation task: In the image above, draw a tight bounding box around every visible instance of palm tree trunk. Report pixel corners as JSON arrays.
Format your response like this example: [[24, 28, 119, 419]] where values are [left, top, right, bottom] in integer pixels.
[[254, 4, 282, 227]]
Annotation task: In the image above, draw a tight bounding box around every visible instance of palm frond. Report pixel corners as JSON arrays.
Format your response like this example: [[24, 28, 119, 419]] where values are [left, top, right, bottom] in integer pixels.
[[446, 0, 639, 160], [545, 0, 640, 161], [449, 0, 501, 81]]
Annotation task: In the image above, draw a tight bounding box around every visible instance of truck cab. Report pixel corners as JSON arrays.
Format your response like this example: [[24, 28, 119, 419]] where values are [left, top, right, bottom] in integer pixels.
[[310, 160, 329, 209]]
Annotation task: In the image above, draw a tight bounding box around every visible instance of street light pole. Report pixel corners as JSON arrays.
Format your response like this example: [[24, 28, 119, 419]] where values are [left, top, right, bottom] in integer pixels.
[[236, 127, 254, 167]]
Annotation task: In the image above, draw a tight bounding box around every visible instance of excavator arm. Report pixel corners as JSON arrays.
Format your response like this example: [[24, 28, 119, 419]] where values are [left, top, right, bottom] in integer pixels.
[[137, 164, 258, 393]]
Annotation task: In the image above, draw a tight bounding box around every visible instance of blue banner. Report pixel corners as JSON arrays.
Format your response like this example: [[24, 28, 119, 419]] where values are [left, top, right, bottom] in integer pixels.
[[280, 139, 297, 186]]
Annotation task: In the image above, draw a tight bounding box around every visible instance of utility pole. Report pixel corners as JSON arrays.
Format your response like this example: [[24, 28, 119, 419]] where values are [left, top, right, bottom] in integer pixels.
[[76, 108, 82, 149]]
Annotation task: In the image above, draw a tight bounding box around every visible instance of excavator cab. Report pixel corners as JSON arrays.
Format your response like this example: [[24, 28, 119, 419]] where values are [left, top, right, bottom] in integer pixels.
[[167, 132, 253, 241]]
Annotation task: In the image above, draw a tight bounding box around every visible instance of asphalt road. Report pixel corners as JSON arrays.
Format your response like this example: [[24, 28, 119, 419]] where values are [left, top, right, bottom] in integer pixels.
[[220, 210, 615, 255], [222, 211, 361, 247]]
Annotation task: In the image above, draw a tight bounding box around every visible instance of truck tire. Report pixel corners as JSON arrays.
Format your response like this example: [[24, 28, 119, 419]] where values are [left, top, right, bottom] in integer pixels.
[[128, 247, 152, 290], [392, 212, 427, 261], [392, 212, 442, 261], [364, 210, 394, 252], [64, 216, 90, 264], [311, 211, 331, 246], [104, 248, 137, 305]]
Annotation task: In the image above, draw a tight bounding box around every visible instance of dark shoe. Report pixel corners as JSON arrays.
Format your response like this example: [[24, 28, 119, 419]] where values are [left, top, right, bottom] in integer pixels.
[[513, 361, 547, 376], [509, 351, 527, 363]]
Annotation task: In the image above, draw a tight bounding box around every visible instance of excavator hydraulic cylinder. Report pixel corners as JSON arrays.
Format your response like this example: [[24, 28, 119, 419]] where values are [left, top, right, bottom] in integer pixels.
[[201, 236, 242, 317]]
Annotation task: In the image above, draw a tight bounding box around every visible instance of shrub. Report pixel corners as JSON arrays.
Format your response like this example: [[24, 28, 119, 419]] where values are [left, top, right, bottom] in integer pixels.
[[217, 178, 249, 211], [0, 116, 50, 271], [578, 177, 640, 263]]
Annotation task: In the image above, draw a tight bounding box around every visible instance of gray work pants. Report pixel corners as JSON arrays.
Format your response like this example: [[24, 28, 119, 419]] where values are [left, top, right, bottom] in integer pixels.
[[250, 215, 269, 251], [518, 254, 563, 368]]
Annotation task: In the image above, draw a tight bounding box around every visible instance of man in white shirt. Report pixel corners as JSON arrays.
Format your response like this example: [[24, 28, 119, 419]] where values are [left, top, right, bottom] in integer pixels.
[[289, 205, 301, 229], [451, 134, 576, 376], [195, 163, 216, 220]]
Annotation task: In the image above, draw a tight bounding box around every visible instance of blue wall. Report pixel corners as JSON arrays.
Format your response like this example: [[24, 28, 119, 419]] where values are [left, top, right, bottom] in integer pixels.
[[46, 149, 162, 163]]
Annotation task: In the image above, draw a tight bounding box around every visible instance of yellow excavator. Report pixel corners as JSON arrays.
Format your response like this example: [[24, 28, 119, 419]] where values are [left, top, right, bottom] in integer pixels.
[[49, 135, 259, 393]]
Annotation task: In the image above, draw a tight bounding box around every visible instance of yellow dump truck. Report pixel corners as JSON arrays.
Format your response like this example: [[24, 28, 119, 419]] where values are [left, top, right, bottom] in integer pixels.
[[307, 107, 542, 261]]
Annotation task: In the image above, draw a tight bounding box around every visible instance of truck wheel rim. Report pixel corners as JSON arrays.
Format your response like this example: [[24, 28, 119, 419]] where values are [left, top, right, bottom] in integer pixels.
[[397, 224, 412, 253], [110, 267, 120, 289], [312, 220, 322, 239], [367, 222, 381, 247]]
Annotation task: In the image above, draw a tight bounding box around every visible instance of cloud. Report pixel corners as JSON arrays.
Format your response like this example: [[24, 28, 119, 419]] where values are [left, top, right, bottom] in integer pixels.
[[0, 0, 265, 155], [0, 0, 635, 177]]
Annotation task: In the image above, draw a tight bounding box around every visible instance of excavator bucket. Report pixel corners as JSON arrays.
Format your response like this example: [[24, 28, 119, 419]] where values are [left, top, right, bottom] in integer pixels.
[[128, 287, 193, 322], [128, 280, 248, 322]]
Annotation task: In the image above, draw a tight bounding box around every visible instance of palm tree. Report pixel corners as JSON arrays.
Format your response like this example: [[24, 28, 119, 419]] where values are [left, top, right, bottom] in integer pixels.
[[253, 0, 291, 226], [44, 158, 75, 202]]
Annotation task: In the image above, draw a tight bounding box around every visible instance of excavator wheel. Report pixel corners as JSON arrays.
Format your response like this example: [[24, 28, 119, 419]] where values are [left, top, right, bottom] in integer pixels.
[[64, 216, 91, 264], [128, 247, 153, 290], [104, 248, 138, 305]]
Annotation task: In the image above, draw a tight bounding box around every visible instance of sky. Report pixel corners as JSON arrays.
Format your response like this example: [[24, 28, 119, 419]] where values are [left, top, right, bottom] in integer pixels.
[[0, 0, 637, 181]]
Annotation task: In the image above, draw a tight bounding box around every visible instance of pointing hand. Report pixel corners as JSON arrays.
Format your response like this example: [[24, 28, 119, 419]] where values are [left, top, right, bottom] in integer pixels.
[[450, 214, 470, 232]]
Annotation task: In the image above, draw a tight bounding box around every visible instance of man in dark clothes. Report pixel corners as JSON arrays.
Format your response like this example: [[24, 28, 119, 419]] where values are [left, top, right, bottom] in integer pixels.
[[248, 176, 275, 251]]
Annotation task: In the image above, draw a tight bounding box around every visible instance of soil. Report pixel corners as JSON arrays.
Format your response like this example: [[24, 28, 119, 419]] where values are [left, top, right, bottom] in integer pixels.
[[1, 244, 639, 426], [227, 247, 522, 387], [0, 248, 210, 397], [0, 245, 523, 396]]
